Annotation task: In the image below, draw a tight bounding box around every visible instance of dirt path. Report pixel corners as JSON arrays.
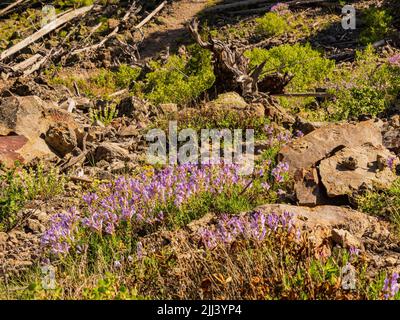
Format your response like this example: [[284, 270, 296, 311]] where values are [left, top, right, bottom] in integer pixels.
[[137, 0, 210, 60]]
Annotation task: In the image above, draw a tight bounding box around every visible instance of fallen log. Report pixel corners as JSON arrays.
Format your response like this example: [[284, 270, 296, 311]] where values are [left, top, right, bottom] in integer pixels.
[[0, 5, 94, 61]]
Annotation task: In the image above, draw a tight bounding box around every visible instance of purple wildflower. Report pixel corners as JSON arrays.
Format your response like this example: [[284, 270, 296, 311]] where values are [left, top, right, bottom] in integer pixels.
[[388, 54, 400, 66], [349, 247, 360, 256], [295, 130, 304, 138], [387, 157, 396, 171], [271, 162, 289, 183], [262, 182, 271, 191], [114, 260, 122, 269], [41, 207, 80, 255], [270, 2, 290, 15], [199, 211, 295, 250], [382, 273, 399, 300]]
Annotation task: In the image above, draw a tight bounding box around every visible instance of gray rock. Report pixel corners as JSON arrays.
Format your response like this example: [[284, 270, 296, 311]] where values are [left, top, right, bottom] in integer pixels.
[[95, 142, 130, 163], [319, 143, 397, 197], [332, 228, 363, 249]]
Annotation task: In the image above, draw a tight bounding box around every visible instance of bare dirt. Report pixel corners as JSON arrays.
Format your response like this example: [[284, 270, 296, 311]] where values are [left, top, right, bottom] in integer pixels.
[[137, 0, 210, 59]]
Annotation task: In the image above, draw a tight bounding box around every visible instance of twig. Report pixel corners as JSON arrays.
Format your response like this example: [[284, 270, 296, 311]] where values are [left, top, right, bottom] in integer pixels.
[[0, 0, 26, 17], [73, 81, 80, 97], [270, 92, 334, 98], [109, 89, 128, 98], [10, 53, 43, 72], [134, 0, 167, 29], [0, 5, 94, 61], [69, 176, 93, 184], [71, 1, 139, 55]]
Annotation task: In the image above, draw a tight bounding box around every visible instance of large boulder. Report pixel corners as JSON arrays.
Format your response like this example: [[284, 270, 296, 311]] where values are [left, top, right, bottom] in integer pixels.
[[255, 204, 390, 251], [319, 143, 397, 197], [279, 120, 383, 175], [278, 120, 398, 205], [0, 136, 28, 167], [0, 96, 80, 167], [202, 92, 265, 119], [95, 142, 130, 163]]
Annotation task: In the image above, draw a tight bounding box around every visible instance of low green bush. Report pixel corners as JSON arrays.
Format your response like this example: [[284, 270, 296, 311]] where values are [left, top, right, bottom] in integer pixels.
[[255, 12, 291, 37], [0, 164, 65, 231], [138, 45, 215, 105], [360, 8, 393, 45], [325, 46, 400, 120], [356, 179, 400, 233], [245, 43, 335, 92]]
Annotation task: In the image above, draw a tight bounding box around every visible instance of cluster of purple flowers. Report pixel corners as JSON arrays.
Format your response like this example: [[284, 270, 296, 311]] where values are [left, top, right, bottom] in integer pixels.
[[42, 164, 250, 255], [382, 272, 399, 300], [349, 247, 360, 256], [41, 208, 80, 255], [270, 2, 290, 15], [387, 157, 397, 171], [199, 211, 296, 250], [80, 164, 247, 234], [271, 162, 290, 183], [388, 54, 400, 66], [263, 124, 302, 147]]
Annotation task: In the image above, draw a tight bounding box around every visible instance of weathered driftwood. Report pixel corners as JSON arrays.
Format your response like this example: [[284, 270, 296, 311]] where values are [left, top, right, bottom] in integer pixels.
[[188, 19, 292, 97], [0, 5, 94, 61]]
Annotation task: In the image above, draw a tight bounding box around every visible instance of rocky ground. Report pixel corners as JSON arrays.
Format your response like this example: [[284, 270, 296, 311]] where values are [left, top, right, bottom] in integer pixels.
[[0, 0, 399, 300]]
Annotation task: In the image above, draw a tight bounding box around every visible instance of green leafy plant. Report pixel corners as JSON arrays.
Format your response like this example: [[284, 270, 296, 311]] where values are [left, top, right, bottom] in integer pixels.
[[255, 12, 291, 37], [137, 45, 215, 105], [360, 8, 393, 45], [245, 44, 335, 92], [0, 163, 65, 231], [89, 102, 118, 125], [55, 0, 94, 9], [324, 46, 400, 120], [356, 179, 400, 232]]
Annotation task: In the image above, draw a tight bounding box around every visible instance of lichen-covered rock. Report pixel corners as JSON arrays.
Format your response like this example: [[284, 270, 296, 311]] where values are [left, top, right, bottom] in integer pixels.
[[45, 123, 78, 157], [0, 96, 81, 166], [319, 143, 398, 197]]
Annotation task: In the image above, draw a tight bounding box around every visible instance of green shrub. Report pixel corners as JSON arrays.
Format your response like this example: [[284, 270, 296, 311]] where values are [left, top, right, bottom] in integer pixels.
[[330, 87, 386, 120], [49, 64, 141, 99], [0, 164, 65, 231], [255, 12, 291, 37], [360, 8, 393, 44], [115, 64, 141, 88], [138, 45, 215, 105], [89, 102, 118, 125], [245, 44, 335, 92], [325, 46, 400, 120], [356, 179, 400, 232]]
